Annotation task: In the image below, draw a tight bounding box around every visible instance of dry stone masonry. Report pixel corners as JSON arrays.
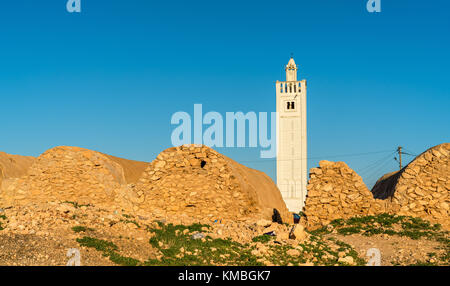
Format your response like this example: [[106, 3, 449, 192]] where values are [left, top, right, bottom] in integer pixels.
[[123, 144, 292, 224], [0, 146, 147, 208], [372, 143, 450, 229], [1, 145, 291, 225], [303, 160, 387, 229], [1, 143, 448, 231], [304, 143, 449, 230]]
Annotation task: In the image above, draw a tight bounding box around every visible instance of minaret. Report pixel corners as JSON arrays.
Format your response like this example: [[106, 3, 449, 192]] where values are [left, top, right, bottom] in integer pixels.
[[276, 57, 307, 213]]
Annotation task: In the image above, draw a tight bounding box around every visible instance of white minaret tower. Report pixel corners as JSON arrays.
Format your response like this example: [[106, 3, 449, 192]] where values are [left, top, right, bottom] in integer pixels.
[[276, 57, 307, 213]]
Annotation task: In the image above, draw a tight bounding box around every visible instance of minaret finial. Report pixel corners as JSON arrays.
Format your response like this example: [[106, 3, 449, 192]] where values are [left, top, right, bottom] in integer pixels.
[[290, 52, 294, 58]]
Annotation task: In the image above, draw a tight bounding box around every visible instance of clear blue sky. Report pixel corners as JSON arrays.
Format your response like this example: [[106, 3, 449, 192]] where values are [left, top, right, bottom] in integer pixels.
[[0, 0, 449, 188]]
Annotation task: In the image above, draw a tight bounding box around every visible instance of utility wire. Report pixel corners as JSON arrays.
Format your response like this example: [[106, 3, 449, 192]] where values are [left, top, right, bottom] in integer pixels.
[[365, 158, 397, 187], [358, 151, 397, 174], [238, 149, 395, 164], [365, 157, 395, 180]]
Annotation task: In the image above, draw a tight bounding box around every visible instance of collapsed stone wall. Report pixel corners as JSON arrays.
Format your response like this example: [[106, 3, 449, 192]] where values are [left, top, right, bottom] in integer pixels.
[[120, 145, 292, 223], [304, 143, 449, 230], [303, 160, 386, 229], [372, 143, 449, 228]]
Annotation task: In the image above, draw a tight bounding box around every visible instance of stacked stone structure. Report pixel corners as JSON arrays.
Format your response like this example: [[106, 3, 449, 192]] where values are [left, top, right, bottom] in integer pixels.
[[0, 146, 148, 207], [121, 145, 292, 223], [1, 145, 291, 224], [372, 143, 449, 228], [303, 160, 386, 229]]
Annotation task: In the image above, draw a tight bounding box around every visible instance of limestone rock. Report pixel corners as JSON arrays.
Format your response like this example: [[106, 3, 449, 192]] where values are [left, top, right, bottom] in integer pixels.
[[338, 256, 355, 265], [289, 224, 308, 241], [286, 249, 301, 256]]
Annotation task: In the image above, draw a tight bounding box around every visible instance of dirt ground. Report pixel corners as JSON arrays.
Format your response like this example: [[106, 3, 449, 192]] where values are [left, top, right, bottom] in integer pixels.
[[327, 233, 445, 266]]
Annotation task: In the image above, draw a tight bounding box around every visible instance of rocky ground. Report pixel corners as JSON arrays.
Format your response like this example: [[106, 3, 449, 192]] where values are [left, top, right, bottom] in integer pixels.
[[0, 202, 448, 266]]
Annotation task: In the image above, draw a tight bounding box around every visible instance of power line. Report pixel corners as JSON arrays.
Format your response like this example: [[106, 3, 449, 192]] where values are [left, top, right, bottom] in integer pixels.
[[365, 157, 395, 180], [238, 149, 395, 164], [358, 151, 397, 173], [403, 147, 417, 156], [365, 158, 397, 188], [360, 153, 396, 178]]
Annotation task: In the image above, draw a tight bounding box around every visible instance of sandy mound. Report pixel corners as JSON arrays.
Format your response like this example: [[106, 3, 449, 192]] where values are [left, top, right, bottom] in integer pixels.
[[0, 151, 35, 195], [103, 154, 149, 184], [0, 151, 35, 182], [303, 160, 386, 229], [0, 146, 148, 207], [123, 145, 292, 223], [371, 143, 449, 228]]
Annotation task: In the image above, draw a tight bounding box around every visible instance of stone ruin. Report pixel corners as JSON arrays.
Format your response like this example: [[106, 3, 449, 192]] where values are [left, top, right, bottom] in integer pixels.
[[0, 146, 149, 207], [303, 160, 387, 229], [372, 143, 449, 229], [1, 143, 448, 229], [0, 145, 291, 224], [123, 145, 292, 223], [303, 143, 449, 230]]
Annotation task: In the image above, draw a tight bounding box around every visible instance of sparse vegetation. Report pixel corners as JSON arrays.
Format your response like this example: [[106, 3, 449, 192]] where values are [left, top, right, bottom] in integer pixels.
[[76, 236, 140, 266], [63, 201, 92, 209], [142, 222, 365, 266], [121, 219, 140, 228], [71, 226, 94, 233], [0, 214, 6, 231], [144, 222, 261, 266], [309, 213, 449, 265], [312, 213, 448, 240], [252, 235, 273, 243]]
